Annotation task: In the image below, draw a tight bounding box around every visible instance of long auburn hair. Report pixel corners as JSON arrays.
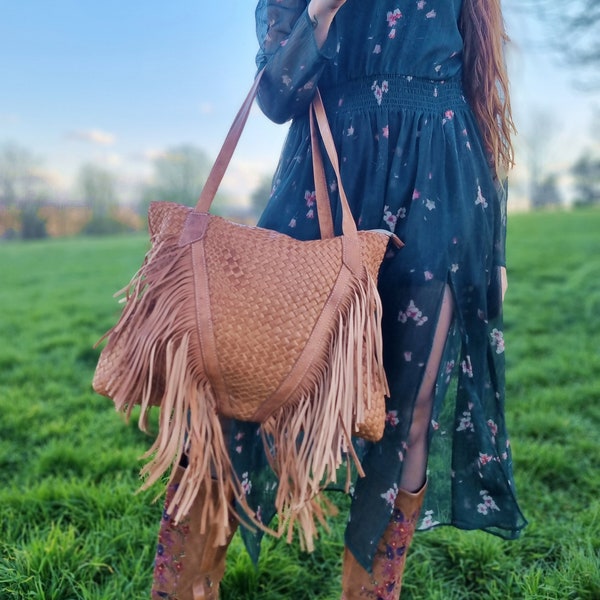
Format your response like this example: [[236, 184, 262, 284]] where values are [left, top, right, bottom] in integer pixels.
[[460, 0, 515, 174]]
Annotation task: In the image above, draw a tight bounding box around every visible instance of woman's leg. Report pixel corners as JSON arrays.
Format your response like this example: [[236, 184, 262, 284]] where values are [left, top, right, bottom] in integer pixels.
[[342, 285, 454, 600], [399, 284, 454, 492]]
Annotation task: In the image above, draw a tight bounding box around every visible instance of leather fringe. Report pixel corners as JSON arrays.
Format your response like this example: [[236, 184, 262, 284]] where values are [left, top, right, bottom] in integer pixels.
[[96, 232, 388, 551], [261, 266, 388, 551]]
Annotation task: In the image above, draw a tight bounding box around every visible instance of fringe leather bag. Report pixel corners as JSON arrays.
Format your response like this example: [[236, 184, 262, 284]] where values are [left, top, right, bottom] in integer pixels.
[[93, 73, 402, 550]]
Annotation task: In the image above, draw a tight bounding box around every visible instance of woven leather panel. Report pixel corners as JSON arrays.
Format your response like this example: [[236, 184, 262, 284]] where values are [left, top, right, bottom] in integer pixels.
[[149, 201, 189, 238], [202, 216, 342, 419]]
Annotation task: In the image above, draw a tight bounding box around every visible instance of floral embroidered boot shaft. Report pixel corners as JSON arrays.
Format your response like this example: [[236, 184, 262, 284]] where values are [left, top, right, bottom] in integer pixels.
[[151, 467, 237, 600], [341, 482, 427, 600]]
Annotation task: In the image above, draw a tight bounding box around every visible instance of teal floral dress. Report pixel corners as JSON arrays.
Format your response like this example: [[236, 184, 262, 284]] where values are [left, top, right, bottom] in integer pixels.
[[230, 0, 528, 572]]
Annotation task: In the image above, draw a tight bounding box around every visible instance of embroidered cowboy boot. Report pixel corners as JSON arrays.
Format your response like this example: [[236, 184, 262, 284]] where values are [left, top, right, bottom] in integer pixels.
[[151, 466, 237, 600], [341, 482, 427, 600]]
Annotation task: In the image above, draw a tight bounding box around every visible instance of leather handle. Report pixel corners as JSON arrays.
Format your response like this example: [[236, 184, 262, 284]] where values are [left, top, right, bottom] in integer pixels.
[[195, 70, 355, 241], [195, 71, 264, 213], [309, 92, 357, 240], [309, 95, 335, 239]]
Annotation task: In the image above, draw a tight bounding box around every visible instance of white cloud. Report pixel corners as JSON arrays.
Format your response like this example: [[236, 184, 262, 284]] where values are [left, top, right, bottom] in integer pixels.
[[67, 129, 116, 146], [199, 102, 214, 115]]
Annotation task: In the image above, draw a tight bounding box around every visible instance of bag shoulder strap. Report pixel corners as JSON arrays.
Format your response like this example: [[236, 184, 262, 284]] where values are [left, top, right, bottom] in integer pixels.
[[310, 93, 357, 240], [194, 70, 354, 241], [195, 73, 262, 214]]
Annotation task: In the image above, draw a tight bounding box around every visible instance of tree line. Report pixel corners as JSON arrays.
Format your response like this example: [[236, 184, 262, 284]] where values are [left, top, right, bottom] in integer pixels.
[[508, 0, 600, 209], [0, 142, 272, 240], [0, 134, 598, 241]]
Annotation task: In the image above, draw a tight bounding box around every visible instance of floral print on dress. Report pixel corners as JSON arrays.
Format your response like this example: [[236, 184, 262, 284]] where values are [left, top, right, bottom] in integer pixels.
[[477, 490, 500, 515], [386, 410, 400, 427], [476, 185, 488, 208], [398, 300, 428, 326], [235, 0, 527, 572], [372, 79, 389, 105], [461, 355, 474, 378], [304, 189, 316, 219], [386, 8, 403, 38], [457, 410, 474, 432], [490, 328, 505, 353], [383, 204, 406, 232], [381, 484, 399, 507], [419, 509, 440, 529], [241, 472, 253, 495]]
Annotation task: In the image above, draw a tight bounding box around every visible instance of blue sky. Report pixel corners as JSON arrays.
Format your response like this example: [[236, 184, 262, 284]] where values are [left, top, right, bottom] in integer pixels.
[[1, 2, 598, 208]]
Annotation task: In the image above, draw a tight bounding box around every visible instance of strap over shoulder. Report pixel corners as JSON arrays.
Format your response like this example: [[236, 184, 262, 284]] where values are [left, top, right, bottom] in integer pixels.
[[192, 70, 356, 242]]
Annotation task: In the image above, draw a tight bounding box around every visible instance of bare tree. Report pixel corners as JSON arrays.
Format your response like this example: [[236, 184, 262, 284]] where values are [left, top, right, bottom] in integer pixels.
[[572, 153, 600, 205], [77, 163, 118, 217], [76, 163, 130, 235], [515, 0, 600, 87], [140, 145, 211, 210], [518, 107, 564, 208], [0, 142, 45, 207]]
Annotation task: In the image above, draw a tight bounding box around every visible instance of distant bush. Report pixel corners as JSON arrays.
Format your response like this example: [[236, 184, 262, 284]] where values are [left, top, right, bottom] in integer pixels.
[[1, 227, 18, 241], [82, 215, 130, 236], [20, 202, 48, 240]]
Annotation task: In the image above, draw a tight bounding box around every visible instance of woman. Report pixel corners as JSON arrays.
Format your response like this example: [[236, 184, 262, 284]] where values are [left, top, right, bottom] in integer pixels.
[[151, 1, 527, 597]]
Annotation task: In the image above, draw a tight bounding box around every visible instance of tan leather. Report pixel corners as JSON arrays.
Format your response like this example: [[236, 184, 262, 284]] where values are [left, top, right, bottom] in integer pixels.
[[341, 483, 427, 600], [92, 74, 403, 551], [151, 467, 237, 600]]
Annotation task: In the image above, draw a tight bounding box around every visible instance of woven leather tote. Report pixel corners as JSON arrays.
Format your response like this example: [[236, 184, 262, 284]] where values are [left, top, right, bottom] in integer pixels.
[[93, 73, 402, 550]]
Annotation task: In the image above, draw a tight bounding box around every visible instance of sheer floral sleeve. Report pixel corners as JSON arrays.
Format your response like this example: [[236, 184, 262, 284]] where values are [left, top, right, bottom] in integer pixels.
[[255, 0, 338, 123]]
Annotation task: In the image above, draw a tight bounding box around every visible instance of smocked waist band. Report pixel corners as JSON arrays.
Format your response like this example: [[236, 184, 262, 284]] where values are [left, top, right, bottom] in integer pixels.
[[319, 75, 467, 113]]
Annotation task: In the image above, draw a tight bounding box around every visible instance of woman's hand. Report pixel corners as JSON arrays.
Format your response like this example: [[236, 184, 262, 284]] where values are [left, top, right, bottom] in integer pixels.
[[308, 0, 347, 47]]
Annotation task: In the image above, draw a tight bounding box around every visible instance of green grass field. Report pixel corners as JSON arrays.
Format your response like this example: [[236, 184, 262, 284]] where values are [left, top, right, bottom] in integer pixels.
[[1, 208, 599, 599]]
